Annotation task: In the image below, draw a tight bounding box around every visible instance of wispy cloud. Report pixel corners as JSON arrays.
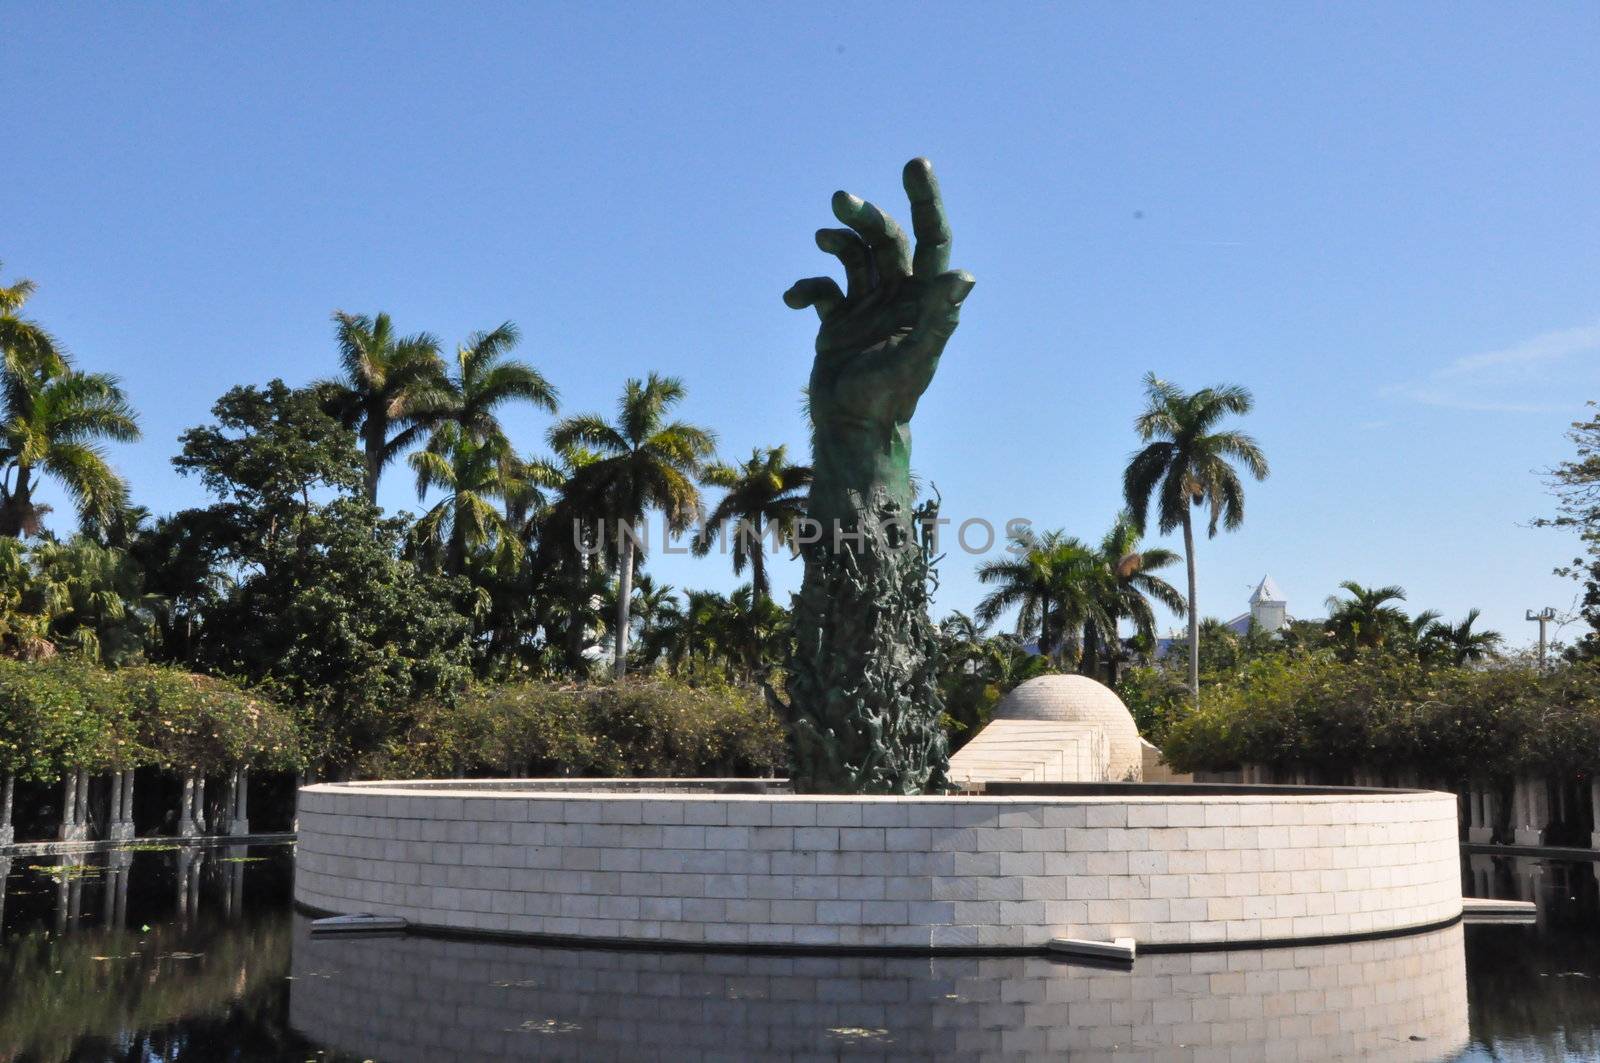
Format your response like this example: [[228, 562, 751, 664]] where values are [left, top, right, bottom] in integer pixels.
[[1386, 322, 1600, 413]]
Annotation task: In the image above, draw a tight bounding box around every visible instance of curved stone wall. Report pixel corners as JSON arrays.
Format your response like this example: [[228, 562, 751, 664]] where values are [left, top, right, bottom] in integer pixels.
[[289, 914, 1470, 1061], [294, 780, 1462, 949]]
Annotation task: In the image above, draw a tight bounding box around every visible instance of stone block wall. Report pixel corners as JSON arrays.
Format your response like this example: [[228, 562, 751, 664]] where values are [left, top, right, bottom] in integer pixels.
[[295, 782, 1463, 949]]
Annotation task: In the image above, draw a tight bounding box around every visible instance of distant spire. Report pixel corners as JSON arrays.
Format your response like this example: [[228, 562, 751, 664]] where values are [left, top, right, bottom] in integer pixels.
[[1249, 574, 1285, 606]]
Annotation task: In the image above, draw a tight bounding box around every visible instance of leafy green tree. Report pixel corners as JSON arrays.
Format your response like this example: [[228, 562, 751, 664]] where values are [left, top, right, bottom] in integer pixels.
[[549, 374, 715, 678], [320, 311, 450, 503], [0, 348, 140, 537], [641, 587, 727, 677], [1537, 403, 1600, 658], [127, 509, 236, 666], [0, 537, 56, 660], [200, 501, 474, 771], [27, 537, 158, 665], [173, 380, 362, 575], [693, 445, 811, 601], [1123, 373, 1268, 698]]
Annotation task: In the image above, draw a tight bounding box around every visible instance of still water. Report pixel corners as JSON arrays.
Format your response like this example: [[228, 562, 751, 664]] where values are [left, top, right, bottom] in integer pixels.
[[0, 845, 1596, 1061]]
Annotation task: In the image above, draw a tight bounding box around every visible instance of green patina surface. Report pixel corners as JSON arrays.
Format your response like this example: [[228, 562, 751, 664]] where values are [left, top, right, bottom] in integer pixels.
[[781, 158, 975, 794]]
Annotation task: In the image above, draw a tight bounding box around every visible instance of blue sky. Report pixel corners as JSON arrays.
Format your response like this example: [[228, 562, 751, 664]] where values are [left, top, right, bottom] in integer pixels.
[[7, 3, 1598, 648]]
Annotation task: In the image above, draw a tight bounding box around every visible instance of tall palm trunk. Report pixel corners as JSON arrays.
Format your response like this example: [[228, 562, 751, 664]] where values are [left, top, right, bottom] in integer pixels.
[[0, 466, 31, 538], [447, 495, 467, 576], [749, 516, 767, 602], [362, 421, 384, 504], [1080, 621, 1100, 681], [615, 527, 634, 678], [1181, 508, 1199, 699]]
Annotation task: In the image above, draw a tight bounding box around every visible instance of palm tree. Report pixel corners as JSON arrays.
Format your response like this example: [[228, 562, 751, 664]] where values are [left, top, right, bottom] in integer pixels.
[[0, 264, 59, 366], [548, 374, 715, 678], [440, 322, 559, 443], [1426, 608, 1504, 666], [410, 423, 548, 576], [29, 537, 158, 665], [714, 584, 790, 681], [628, 574, 678, 659], [321, 311, 450, 503], [976, 527, 1112, 666], [1124, 373, 1269, 697], [0, 352, 141, 537], [1084, 514, 1187, 683], [693, 445, 811, 601], [1324, 581, 1410, 655], [642, 588, 727, 676]]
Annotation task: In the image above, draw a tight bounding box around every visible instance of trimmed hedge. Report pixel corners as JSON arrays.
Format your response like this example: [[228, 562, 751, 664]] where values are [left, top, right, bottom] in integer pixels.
[[374, 677, 786, 780], [0, 658, 299, 780], [1159, 653, 1600, 781]]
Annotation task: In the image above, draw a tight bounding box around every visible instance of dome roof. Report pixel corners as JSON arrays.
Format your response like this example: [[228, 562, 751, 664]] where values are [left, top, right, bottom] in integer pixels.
[[993, 674, 1143, 781]]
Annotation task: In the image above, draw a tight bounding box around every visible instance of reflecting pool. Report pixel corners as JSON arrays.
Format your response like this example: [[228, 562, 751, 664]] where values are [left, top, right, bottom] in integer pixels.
[[1, 845, 1597, 1061]]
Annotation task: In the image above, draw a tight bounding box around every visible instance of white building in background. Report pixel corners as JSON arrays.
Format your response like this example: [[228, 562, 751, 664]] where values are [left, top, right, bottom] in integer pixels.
[[1228, 574, 1290, 635], [1156, 574, 1291, 658]]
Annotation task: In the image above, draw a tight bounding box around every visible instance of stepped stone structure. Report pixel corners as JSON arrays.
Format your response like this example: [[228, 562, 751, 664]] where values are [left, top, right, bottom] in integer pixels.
[[948, 675, 1156, 786]]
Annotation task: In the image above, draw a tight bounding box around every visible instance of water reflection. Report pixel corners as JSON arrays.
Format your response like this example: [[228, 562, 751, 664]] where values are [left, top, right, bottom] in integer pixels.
[[0, 844, 321, 1063], [1, 849, 1598, 1061], [290, 917, 1470, 1061]]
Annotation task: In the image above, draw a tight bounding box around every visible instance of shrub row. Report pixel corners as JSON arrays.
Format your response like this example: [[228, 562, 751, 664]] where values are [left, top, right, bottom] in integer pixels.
[[1158, 653, 1600, 780], [0, 658, 299, 780], [371, 677, 787, 780]]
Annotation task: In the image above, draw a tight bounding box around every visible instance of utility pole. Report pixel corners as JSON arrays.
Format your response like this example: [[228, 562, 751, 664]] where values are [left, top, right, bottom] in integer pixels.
[[1526, 607, 1556, 671]]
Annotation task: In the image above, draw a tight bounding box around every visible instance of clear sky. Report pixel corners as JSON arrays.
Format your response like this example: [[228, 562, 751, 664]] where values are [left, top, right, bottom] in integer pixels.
[[7, 3, 1599, 648]]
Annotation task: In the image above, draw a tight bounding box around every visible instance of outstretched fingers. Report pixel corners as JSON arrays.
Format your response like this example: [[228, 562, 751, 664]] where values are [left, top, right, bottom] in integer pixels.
[[832, 191, 912, 282], [783, 276, 845, 320], [815, 227, 874, 298], [903, 157, 951, 278]]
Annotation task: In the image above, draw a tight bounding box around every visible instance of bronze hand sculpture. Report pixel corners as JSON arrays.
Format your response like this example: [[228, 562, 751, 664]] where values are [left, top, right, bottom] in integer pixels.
[[784, 158, 975, 531], [782, 159, 974, 794]]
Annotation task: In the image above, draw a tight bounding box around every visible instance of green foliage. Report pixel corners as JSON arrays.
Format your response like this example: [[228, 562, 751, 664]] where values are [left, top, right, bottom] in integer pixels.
[[0, 657, 293, 779], [1116, 664, 1193, 747], [1537, 403, 1600, 659], [199, 500, 474, 770], [693, 445, 811, 601], [935, 614, 1052, 751], [378, 677, 785, 779], [1159, 652, 1600, 781], [172, 379, 362, 569], [122, 665, 299, 772], [0, 318, 141, 537]]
